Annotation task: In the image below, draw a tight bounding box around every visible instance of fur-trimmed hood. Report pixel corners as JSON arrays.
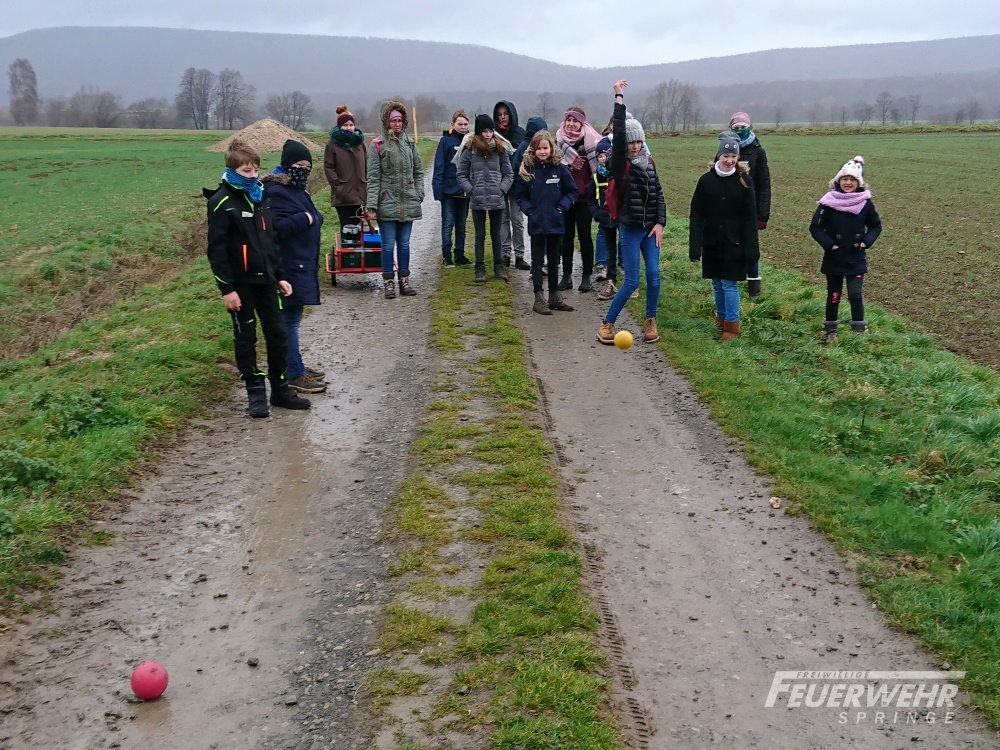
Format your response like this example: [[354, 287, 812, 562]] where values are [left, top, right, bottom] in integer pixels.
[[451, 131, 513, 165], [261, 171, 291, 185], [380, 101, 409, 133]]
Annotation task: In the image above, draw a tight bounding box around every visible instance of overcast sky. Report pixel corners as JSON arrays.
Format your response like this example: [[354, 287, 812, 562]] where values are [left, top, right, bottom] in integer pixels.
[[4, 0, 1000, 66]]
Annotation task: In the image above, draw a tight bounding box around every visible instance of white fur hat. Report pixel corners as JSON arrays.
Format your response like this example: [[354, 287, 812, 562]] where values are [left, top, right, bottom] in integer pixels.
[[834, 155, 866, 186]]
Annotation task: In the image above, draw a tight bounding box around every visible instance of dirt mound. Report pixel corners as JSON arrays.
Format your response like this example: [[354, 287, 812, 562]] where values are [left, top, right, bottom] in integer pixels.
[[206, 119, 323, 154]]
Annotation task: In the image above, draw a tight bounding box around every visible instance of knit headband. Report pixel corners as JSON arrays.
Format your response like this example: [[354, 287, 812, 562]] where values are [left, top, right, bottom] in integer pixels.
[[389, 109, 403, 120], [563, 110, 586, 125], [337, 112, 355, 127]]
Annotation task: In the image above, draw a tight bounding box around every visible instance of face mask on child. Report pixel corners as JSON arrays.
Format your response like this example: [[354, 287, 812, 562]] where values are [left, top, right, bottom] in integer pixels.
[[287, 166, 311, 190]]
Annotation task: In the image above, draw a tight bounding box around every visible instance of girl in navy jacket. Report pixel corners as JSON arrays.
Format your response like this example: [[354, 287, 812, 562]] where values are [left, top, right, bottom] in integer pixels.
[[514, 130, 578, 314], [809, 156, 882, 341]]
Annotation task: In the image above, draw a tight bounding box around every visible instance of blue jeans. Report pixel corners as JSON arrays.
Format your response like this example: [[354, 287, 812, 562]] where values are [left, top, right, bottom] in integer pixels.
[[604, 224, 661, 323], [379, 220, 413, 279], [595, 226, 607, 267], [440, 195, 469, 262], [281, 305, 305, 379], [747, 261, 760, 278], [712, 279, 740, 322]]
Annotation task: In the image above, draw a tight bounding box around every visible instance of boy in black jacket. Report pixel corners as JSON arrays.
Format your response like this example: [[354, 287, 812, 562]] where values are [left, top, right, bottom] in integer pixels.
[[204, 140, 310, 417]]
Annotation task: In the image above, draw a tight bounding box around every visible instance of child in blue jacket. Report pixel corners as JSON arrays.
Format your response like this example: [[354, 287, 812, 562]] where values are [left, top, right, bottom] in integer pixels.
[[513, 130, 578, 314]]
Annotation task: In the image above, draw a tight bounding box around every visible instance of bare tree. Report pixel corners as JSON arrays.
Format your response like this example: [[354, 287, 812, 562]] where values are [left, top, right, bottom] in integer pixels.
[[875, 91, 893, 125], [413, 95, 446, 131], [45, 97, 67, 127], [954, 107, 967, 124], [64, 86, 121, 127], [839, 106, 849, 127], [537, 91, 553, 122], [264, 90, 314, 130], [890, 106, 903, 125], [772, 102, 784, 129], [646, 81, 685, 131], [807, 104, 821, 126], [213, 68, 256, 129], [7, 58, 40, 125], [679, 83, 701, 131], [855, 102, 876, 127], [91, 91, 122, 127], [905, 94, 921, 125], [968, 99, 980, 124], [176, 67, 215, 129], [125, 97, 169, 128]]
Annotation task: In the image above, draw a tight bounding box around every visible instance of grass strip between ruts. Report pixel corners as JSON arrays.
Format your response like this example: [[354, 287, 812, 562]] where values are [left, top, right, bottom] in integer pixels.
[[623, 215, 1000, 726], [372, 266, 619, 748]]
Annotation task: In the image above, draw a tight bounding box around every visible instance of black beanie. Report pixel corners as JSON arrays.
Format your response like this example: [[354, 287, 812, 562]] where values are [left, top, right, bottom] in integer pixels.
[[474, 114, 495, 135], [280, 139, 312, 167]]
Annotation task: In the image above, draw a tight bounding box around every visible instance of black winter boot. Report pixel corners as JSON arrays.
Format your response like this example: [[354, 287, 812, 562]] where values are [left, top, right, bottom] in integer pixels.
[[578, 274, 592, 292], [823, 320, 839, 344], [494, 264, 508, 282], [850, 320, 868, 333], [270, 379, 311, 410], [474, 263, 486, 283], [557, 273, 573, 291], [246, 378, 269, 418]]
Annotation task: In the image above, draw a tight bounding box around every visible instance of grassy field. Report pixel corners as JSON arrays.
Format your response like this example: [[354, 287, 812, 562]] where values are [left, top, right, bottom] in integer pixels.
[[648, 131, 1000, 369]]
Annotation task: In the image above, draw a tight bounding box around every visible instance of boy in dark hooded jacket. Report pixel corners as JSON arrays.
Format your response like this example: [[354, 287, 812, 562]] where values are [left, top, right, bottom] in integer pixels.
[[494, 100, 530, 269], [204, 140, 310, 417]]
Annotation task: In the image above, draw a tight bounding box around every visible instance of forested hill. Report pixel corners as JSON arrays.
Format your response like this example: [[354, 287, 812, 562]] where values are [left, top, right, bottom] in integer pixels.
[[2, 26, 1000, 102]]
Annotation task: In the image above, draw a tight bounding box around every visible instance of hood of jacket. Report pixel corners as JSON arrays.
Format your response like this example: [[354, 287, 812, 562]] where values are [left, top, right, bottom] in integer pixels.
[[261, 170, 291, 185], [523, 116, 547, 141], [380, 100, 410, 136], [493, 100, 520, 134]]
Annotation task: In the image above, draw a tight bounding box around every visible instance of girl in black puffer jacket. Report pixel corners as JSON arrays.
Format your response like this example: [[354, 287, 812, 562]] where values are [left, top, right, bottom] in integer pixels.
[[596, 80, 667, 346], [809, 156, 882, 342]]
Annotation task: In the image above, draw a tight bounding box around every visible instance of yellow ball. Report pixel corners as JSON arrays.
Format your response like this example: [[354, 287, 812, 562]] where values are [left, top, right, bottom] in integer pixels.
[[614, 330, 634, 350]]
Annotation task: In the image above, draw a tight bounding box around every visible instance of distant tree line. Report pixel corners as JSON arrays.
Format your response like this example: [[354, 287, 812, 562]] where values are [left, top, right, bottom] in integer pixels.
[[6, 56, 1000, 132]]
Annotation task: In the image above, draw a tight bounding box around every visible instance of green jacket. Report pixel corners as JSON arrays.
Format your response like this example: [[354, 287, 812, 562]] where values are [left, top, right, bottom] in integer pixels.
[[366, 101, 424, 222]]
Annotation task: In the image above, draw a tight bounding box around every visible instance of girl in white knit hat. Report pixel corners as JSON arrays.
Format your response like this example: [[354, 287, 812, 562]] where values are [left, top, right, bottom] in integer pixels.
[[808, 156, 882, 342]]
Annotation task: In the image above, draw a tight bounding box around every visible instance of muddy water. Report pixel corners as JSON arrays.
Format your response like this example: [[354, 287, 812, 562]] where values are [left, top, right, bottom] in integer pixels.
[[0, 197, 441, 750]]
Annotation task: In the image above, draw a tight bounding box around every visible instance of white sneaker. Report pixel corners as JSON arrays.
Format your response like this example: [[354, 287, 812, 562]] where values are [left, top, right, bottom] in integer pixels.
[[594, 263, 607, 282]]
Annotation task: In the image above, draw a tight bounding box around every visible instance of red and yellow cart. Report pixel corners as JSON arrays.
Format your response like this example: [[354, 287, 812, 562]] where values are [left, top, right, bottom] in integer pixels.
[[324, 218, 390, 286]]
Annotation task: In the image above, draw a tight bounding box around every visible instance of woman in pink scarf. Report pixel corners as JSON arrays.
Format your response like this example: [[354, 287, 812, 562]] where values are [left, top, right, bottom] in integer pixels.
[[556, 107, 603, 292], [809, 156, 882, 342]]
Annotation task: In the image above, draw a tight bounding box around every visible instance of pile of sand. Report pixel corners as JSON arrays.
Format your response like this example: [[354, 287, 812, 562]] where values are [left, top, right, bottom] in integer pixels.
[[206, 118, 323, 154]]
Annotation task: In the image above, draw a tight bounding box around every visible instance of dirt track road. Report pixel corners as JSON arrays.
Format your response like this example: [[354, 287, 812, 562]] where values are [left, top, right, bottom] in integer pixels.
[[2, 185, 999, 749]]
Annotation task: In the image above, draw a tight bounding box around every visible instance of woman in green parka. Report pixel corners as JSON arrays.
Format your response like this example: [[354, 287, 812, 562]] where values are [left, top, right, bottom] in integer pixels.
[[365, 101, 425, 299]]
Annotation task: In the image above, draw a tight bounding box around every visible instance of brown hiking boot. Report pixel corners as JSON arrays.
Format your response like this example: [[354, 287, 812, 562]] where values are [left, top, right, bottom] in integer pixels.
[[288, 376, 327, 394], [398, 273, 417, 296], [597, 321, 615, 345], [715, 316, 725, 333], [533, 290, 553, 315], [720, 320, 741, 342], [383, 278, 396, 299], [643, 317, 660, 343]]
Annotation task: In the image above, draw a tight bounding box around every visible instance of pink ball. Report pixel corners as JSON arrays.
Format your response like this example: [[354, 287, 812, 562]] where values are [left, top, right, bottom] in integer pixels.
[[130, 662, 169, 701]]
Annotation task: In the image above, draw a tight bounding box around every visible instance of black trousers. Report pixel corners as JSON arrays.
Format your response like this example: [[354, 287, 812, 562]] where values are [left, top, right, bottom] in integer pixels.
[[472, 208, 503, 266], [562, 202, 594, 278], [231, 283, 288, 382], [335, 204, 362, 227], [825, 274, 865, 322], [530, 235, 562, 293]]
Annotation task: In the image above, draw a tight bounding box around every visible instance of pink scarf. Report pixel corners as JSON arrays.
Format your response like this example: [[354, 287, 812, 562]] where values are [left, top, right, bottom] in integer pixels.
[[556, 120, 602, 173], [817, 189, 871, 215]]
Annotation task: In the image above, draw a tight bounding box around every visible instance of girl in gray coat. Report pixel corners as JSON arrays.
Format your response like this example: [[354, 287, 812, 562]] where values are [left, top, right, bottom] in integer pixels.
[[456, 114, 514, 282]]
